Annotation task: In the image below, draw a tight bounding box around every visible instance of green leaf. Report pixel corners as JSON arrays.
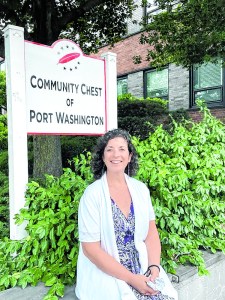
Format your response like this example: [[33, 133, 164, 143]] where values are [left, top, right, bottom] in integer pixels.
[[45, 276, 57, 287], [36, 227, 46, 239], [43, 295, 58, 300]]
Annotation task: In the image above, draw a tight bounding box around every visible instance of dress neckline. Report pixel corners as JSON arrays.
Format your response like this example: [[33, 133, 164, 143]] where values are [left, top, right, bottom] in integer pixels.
[[111, 198, 134, 220]]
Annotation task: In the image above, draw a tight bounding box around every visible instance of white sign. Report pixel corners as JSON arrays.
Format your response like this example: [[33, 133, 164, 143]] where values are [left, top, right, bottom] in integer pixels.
[[25, 39, 106, 135], [4, 25, 117, 239]]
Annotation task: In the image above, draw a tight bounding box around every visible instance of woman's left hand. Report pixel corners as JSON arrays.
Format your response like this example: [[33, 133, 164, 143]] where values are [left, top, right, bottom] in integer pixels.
[[149, 267, 160, 282]]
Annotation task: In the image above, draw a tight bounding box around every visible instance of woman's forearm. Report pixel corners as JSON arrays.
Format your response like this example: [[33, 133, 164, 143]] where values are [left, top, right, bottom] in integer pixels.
[[145, 220, 161, 266], [81, 241, 135, 284]]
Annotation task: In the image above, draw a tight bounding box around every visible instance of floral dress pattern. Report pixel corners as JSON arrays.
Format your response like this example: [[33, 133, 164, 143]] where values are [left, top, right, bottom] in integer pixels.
[[111, 199, 175, 300]]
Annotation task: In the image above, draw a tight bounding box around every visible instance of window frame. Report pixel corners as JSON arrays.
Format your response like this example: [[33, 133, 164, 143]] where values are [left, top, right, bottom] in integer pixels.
[[190, 62, 225, 108]]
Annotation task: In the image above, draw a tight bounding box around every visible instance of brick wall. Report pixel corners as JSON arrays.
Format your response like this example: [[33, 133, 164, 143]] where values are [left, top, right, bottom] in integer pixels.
[[188, 108, 225, 123], [96, 32, 151, 76]]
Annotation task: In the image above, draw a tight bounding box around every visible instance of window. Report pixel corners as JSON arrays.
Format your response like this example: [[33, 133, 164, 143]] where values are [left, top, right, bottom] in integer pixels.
[[146, 0, 159, 14], [145, 0, 180, 21], [117, 77, 128, 97], [191, 60, 224, 107], [145, 68, 168, 99], [145, 0, 161, 20]]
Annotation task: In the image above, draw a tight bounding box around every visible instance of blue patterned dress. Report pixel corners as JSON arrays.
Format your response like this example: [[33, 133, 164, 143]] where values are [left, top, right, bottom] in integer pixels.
[[111, 198, 175, 300]]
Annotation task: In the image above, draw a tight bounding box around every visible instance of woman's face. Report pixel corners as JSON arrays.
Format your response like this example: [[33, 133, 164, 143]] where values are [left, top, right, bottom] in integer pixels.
[[103, 137, 132, 174]]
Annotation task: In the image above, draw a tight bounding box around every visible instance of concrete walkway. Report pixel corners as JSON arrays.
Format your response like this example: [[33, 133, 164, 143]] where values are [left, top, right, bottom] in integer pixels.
[[0, 283, 78, 300]]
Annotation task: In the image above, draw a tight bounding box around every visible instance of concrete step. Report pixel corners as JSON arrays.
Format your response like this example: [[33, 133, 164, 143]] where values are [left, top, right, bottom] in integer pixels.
[[0, 283, 78, 300]]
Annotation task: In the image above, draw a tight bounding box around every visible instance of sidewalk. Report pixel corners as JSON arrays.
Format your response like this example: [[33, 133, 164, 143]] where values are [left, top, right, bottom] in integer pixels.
[[0, 283, 78, 300]]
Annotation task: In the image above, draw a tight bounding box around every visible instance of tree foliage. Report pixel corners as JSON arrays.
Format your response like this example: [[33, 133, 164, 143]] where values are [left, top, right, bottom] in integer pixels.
[[0, 0, 135, 56], [0, 71, 6, 111], [139, 0, 225, 67]]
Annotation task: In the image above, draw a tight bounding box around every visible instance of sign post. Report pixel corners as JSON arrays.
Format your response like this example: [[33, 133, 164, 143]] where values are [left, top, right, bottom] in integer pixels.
[[101, 52, 118, 131], [4, 24, 117, 240], [4, 25, 28, 240]]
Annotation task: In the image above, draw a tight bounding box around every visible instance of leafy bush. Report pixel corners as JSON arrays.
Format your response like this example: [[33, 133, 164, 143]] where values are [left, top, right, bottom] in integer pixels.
[[0, 114, 9, 239], [163, 109, 190, 133], [118, 96, 168, 117], [0, 171, 9, 239], [134, 101, 225, 274], [0, 71, 6, 111], [61, 136, 98, 169], [0, 155, 92, 298], [0, 114, 7, 149], [117, 93, 135, 101], [118, 97, 168, 139], [118, 96, 189, 140]]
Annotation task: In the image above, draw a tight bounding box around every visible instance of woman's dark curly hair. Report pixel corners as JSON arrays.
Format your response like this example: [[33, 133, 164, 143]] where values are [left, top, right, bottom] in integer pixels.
[[91, 128, 139, 179]]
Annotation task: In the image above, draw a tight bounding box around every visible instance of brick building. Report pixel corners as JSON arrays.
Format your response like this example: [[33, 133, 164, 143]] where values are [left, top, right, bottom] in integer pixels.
[[96, 0, 225, 122]]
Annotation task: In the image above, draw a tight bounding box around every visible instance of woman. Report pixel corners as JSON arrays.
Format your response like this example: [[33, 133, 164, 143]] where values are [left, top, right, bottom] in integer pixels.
[[75, 129, 178, 300]]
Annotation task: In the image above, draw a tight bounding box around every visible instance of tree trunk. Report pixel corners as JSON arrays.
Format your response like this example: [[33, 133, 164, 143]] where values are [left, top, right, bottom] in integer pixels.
[[33, 135, 63, 179], [32, 0, 63, 179]]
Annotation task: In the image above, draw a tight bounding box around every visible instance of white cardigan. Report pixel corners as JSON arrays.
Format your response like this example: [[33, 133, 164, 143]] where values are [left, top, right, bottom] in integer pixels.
[[75, 173, 178, 300]]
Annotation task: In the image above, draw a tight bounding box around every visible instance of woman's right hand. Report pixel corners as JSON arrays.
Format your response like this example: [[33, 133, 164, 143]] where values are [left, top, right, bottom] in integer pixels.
[[128, 273, 159, 296]]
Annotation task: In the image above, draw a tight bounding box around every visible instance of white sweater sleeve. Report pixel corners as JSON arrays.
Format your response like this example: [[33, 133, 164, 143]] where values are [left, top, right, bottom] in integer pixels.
[[78, 184, 101, 242]]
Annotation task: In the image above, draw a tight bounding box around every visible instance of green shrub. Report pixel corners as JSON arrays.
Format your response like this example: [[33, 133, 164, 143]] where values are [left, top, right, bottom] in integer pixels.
[[117, 93, 136, 101], [0, 151, 8, 176], [118, 96, 189, 140], [0, 114, 7, 150], [163, 108, 191, 133], [118, 97, 168, 117], [118, 97, 168, 139], [0, 171, 9, 239], [134, 100, 225, 274], [0, 199, 9, 239], [0, 154, 92, 298], [0, 71, 6, 111], [0, 114, 9, 239], [61, 136, 98, 169]]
